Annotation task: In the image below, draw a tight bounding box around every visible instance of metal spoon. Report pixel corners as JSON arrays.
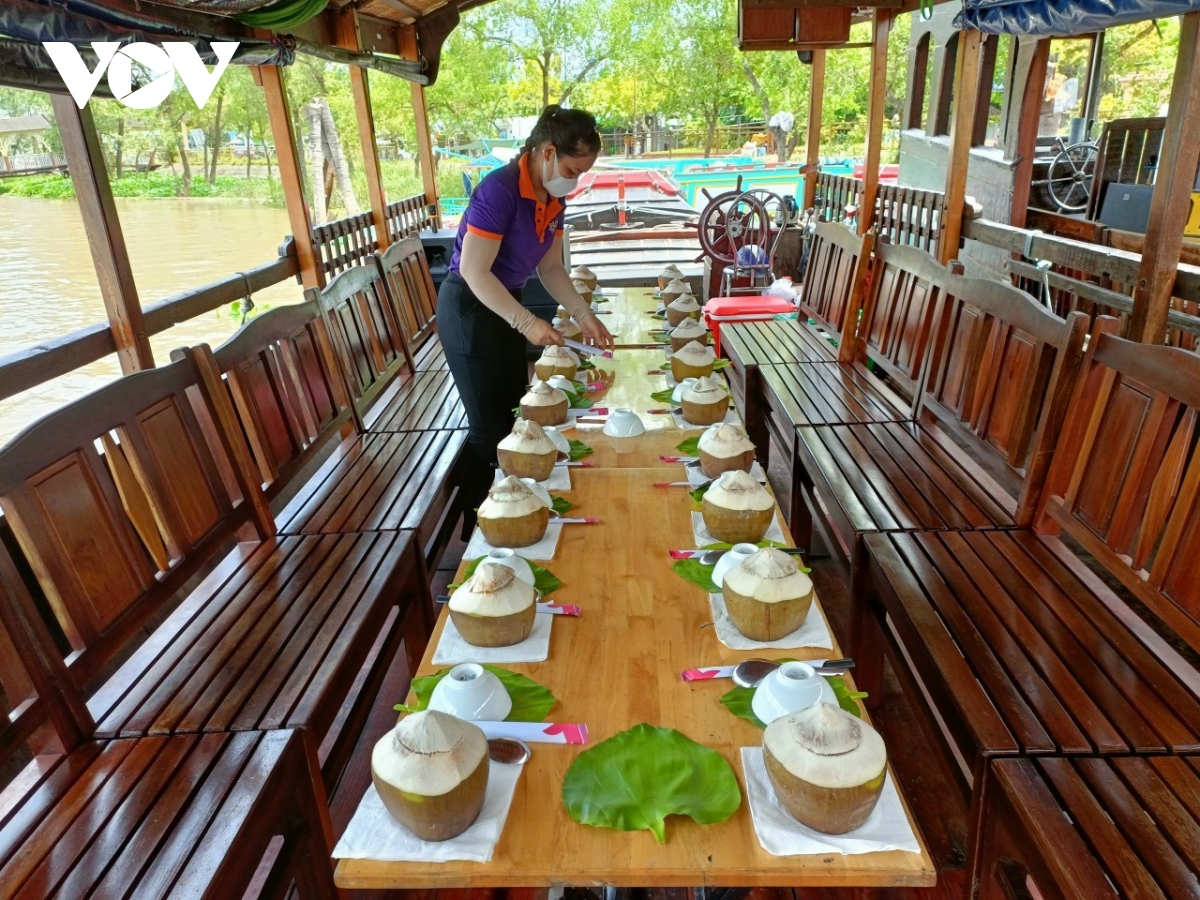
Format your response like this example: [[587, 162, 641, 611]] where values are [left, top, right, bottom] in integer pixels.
[[488, 738, 531, 765], [731, 657, 855, 689], [697, 546, 807, 566]]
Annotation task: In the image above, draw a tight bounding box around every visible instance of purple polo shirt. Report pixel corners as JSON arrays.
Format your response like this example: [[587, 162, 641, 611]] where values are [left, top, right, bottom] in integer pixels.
[[448, 153, 566, 290]]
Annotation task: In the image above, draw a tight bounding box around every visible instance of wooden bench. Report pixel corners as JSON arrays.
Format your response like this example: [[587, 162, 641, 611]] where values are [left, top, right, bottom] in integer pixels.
[[0, 552, 339, 899], [376, 235, 447, 373], [856, 319, 1200, 893], [979, 756, 1200, 900], [0, 353, 433, 793], [792, 271, 1089, 566]]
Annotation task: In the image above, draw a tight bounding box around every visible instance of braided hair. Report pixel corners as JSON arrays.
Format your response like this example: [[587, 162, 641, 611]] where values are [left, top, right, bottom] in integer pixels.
[[522, 105, 601, 158]]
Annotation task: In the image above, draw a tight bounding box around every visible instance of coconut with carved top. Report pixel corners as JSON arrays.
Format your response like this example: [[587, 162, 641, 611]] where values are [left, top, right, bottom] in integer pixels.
[[371, 710, 489, 841], [669, 316, 709, 352], [519, 380, 569, 426], [763, 703, 887, 834], [681, 375, 730, 426], [666, 293, 702, 327], [478, 475, 551, 547], [571, 279, 595, 305], [671, 339, 716, 382], [449, 561, 537, 647], [661, 278, 690, 305], [571, 265, 598, 291], [698, 423, 756, 479], [723, 548, 814, 641], [534, 345, 579, 382], [702, 469, 774, 543], [658, 264, 684, 290], [554, 316, 583, 342], [497, 419, 558, 482]]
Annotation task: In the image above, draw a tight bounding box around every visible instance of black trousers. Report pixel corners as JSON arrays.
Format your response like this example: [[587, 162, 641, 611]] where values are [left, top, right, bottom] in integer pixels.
[[437, 272, 528, 524]]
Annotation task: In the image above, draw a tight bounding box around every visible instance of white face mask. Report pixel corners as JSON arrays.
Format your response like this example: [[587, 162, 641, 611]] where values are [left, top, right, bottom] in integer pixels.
[[541, 150, 579, 198]]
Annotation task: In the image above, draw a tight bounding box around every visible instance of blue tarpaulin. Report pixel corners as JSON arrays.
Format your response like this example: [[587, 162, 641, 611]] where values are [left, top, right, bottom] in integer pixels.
[[955, 0, 1200, 36]]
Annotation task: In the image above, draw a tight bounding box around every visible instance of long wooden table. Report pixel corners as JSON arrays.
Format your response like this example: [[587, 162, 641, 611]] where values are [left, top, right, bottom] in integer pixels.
[[334, 287, 936, 890]]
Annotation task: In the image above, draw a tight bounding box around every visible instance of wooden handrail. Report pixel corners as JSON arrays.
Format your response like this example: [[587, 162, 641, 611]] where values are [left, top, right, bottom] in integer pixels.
[[0, 241, 300, 405]]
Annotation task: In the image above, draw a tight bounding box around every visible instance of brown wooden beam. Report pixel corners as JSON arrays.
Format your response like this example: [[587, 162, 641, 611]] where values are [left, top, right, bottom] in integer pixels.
[[401, 24, 441, 229], [337, 11, 391, 251], [939, 29, 983, 265], [1008, 38, 1051, 228], [258, 63, 322, 290], [1128, 11, 1200, 344], [51, 95, 154, 374], [860, 10, 891, 236], [802, 47, 826, 211]]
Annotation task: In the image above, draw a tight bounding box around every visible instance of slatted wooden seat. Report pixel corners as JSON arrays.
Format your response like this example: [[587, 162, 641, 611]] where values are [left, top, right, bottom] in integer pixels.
[[980, 757, 1200, 900], [791, 271, 1088, 564], [723, 222, 871, 461], [760, 243, 951, 453], [856, 320, 1200, 893], [0, 356, 433, 791], [364, 367, 467, 432], [0, 464, 339, 900]]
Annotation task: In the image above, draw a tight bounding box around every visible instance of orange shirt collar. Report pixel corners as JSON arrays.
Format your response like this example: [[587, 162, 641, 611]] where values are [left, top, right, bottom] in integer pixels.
[[519, 152, 563, 242]]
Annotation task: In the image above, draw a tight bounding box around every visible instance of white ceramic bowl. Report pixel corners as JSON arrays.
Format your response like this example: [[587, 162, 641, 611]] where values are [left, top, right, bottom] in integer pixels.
[[542, 426, 571, 458], [672, 377, 698, 405], [519, 477, 554, 506], [482, 548, 536, 586], [546, 374, 577, 395], [712, 542, 758, 588], [428, 663, 513, 721], [751, 662, 838, 725], [603, 408, 645, 438]]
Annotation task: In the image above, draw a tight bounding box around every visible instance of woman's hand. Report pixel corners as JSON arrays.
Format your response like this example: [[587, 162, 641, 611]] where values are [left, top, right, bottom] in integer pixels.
[[579, 313, 615, 351], [526, 318, 566, 347]]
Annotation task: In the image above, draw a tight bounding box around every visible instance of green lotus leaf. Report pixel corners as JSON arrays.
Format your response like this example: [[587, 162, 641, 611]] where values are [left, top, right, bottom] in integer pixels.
[[551, 496, 573, 515], [676, 436, 701, 456], [567, 439, 593, 462], [562, 724, 741, 842], [671, 558, 719, 593], [395, 665, 555, 721], [651, 388, 676, 404]]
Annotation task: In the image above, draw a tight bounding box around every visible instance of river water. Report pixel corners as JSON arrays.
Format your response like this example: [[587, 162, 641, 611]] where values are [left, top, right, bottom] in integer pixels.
[[0, 195, 299, 444]]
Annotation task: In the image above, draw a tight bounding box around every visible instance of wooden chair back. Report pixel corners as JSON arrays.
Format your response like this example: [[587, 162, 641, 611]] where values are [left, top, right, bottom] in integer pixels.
[[0, 356, 270, 687], [1038, 317, 1200, 649], [376, 236, 438, 356], [799, 221, 874, 351], [307, 263, 411, 426], [918, 272, 1089, 525], [182, 303, 352, 500], [0, 539, 94, 790], [852, 241, 950, 411]]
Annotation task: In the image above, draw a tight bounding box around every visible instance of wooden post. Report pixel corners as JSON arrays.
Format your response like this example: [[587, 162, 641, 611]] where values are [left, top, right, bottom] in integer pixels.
[[258, 63, 322, 289], [938, 29, 984, 265], [51, 95, 154, 373], [1008, 38, 1051, 229], [401, 24, 441, 230], [337, 11, 391, 251], [802, 48, 826, 212], [1129, 11, 1200, 344], [860, 10, 892, 235]]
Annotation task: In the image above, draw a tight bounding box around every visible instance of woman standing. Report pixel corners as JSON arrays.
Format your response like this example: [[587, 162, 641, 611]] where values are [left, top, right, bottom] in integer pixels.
[[439, 105, 614, 521]]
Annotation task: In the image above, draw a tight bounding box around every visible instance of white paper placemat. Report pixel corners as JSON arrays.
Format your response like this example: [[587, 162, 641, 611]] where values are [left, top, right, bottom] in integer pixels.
[[707, 593, 833, 651], [690, 512, 786, 548], [672, 408, 741, 431], [464, 522, 563, 561], [494, 465, 571, 492], [333, 759, 525, 862], [686, 461, 767, 487], [432, 611, 552, 665], [740, 748, 921, 857]]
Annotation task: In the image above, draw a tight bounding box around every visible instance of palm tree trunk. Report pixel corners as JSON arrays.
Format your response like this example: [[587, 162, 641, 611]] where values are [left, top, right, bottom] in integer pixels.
[[318, 98, 360, 215], [177, 120, 192, 196], [207, 89, 224, 184], [305, 100, 327, 224]]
